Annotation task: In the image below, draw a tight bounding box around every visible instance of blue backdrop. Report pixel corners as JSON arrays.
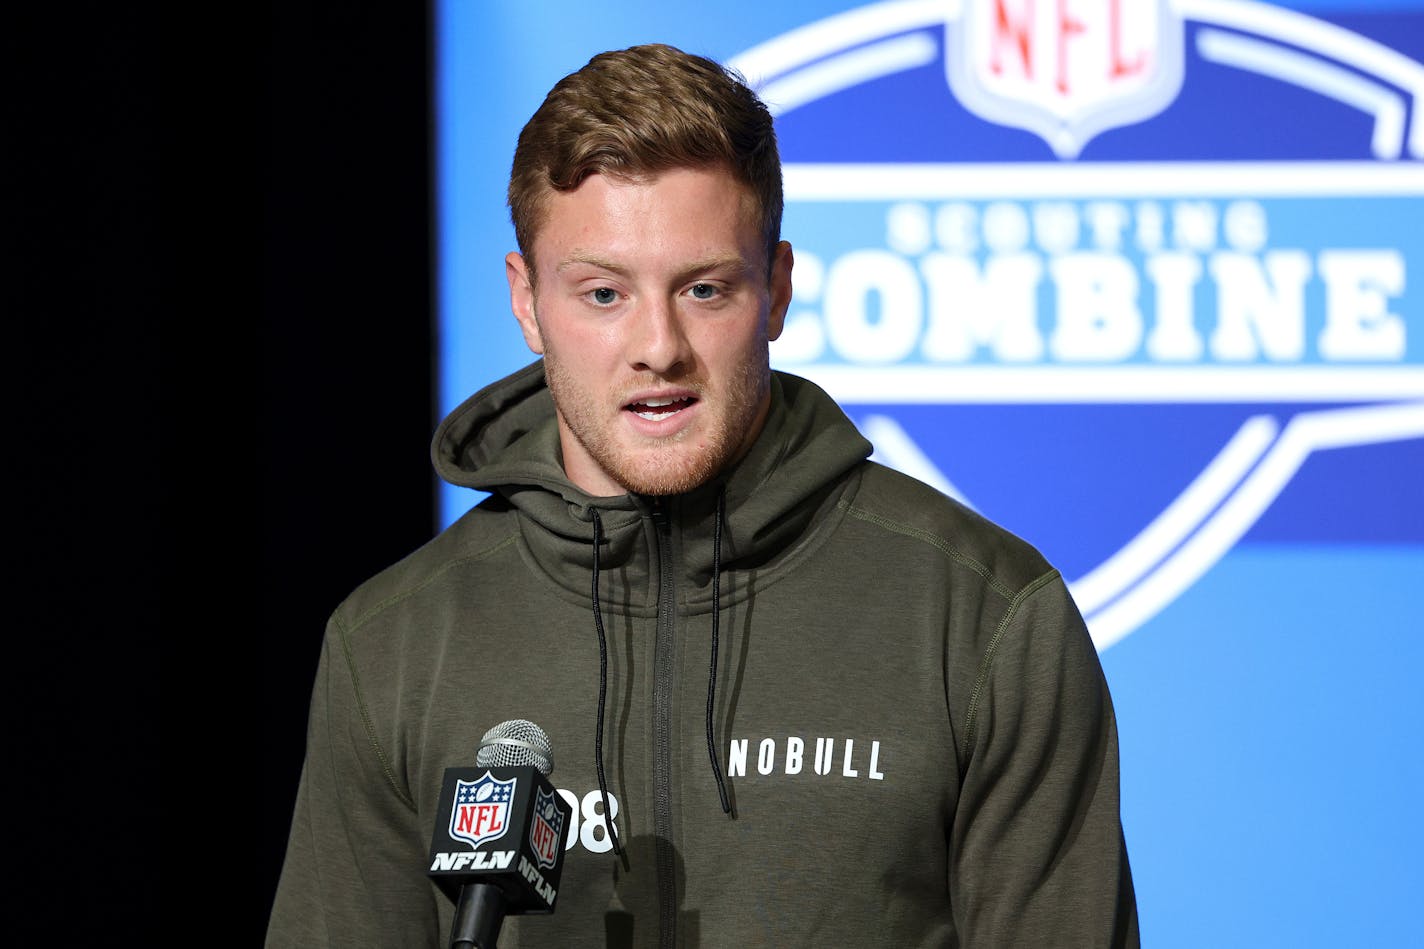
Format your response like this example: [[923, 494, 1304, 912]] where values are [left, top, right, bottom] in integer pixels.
[[436, 2, 1423, 943]]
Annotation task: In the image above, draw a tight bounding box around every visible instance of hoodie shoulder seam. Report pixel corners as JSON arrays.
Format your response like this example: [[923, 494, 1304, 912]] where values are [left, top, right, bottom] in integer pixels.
[[840, 503, 1017, 600], [326, 531, 521, 811], [959, 568, 1062, 761], [343, 532, 522, 634], [331, 611, 417, 811]]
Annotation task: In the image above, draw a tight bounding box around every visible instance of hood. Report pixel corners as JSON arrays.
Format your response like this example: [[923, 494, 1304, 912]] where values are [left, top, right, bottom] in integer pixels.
[[433, 358, 875, 827], [431, 359, 872, 604]]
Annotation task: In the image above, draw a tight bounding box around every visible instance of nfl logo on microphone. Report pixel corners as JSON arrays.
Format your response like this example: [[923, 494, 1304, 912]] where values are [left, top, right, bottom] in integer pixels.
[[450, 771, 515, 848], [529, 787, 565, 870]]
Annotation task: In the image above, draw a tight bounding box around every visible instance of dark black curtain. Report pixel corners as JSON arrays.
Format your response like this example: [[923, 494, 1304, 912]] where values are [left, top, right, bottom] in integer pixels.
[[258, 0, 436, 942], [14, 2, 165, 938], [22, 2, 434, 937]]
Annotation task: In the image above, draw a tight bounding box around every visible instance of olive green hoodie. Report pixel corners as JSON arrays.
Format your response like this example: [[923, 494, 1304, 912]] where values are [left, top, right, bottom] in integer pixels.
[[268, 362, 1138, 947]]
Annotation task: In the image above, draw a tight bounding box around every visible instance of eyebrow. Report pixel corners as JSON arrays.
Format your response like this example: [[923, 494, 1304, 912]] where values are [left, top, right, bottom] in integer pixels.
[[555, 253, 629, 277], [555, 252, 757, 284]]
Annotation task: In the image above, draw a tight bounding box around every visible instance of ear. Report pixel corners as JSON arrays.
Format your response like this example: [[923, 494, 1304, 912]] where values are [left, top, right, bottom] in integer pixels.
[[506, 251, 545, 354], [766, 241, 794, 342]]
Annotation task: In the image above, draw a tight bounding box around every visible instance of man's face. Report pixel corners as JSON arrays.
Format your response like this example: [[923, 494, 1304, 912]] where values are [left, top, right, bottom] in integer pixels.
[[506, 165, 793, 497]]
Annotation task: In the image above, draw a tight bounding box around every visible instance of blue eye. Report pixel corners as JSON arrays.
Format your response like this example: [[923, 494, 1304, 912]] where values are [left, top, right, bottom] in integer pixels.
[[690, 283, 718, 300], [590, 287, 618, 305]]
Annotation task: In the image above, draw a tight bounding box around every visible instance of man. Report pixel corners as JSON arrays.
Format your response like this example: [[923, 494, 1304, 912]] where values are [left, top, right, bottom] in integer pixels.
[[269, 43, 1138, 947]]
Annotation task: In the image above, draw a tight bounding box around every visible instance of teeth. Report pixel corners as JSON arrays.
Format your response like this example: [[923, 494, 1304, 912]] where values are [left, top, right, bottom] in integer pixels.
[[630, 397, 687, 421]]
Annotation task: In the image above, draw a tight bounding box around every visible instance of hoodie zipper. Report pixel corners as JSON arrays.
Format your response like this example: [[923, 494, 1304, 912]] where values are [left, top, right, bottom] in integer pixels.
[[651, 502, 678, 949]]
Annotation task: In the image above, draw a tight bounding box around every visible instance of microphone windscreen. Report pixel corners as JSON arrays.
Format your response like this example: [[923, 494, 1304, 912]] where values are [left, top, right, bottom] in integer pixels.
[[476, 719, 555, 775]]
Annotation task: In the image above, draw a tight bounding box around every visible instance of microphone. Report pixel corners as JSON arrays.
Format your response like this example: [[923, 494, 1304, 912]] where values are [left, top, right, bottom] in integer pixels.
[[427, 720, 575, 949]]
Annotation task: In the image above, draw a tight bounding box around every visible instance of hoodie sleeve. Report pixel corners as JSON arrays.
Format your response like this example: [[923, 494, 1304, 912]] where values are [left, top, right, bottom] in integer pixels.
[[266, 622, 442, 948], [949, 572, 1139, 947]]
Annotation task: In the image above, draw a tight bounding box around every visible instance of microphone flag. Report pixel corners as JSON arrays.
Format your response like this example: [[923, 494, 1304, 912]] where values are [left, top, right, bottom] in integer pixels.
[[427, 765, 574, 914]]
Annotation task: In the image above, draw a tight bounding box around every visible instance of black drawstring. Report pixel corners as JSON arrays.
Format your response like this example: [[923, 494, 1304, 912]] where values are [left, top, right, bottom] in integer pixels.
[[591, 494, 732, 849], [706, 487, 732, 814], [590, 509, 623, 858]]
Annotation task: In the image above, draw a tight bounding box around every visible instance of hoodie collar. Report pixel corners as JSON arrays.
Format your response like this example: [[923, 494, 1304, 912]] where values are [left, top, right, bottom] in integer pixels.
[[431, 360, 872, 601]]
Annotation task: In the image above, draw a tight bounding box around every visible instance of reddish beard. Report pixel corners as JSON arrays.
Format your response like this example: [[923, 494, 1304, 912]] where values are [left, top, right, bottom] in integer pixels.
[[543, 353, 771, 496]]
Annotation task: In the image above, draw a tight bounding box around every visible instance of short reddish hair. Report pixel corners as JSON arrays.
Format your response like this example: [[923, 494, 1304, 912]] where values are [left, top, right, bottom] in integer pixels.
[[508, 44, 783, 274]]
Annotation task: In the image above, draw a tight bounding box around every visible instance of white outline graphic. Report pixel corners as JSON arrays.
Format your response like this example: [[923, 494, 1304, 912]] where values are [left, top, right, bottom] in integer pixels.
[[758, 34, 939, 113], [859, 403, 1424, 652], [796, 367, 1424, 403], [1067, 415, 1280, 618], [1178, 0, 1424, 158], [731, 0, 946, 89], [862, 414, 975, 505], [1082, 401, 1424, 649], [729, 0, 1424, 158], [781, 160, 1424, 198], [1195, 29, 1408, 159]]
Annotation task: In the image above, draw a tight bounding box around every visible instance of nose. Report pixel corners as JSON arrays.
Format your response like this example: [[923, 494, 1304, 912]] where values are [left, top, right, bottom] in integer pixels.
[[628, 297, 692, 376]]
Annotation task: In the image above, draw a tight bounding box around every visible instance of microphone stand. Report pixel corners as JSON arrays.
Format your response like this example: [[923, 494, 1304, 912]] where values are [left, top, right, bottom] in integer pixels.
[[450, 883, 507, 949]]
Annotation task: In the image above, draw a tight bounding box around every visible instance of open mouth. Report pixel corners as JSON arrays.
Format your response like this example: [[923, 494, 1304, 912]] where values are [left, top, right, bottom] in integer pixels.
[[626, 396, 697, 421]]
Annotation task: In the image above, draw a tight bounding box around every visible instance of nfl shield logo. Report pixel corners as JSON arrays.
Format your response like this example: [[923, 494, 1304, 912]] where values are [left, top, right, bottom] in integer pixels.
[[946, 0, 1184, 157], [449, 771, 515, 848], [529, 787, 565, 870]]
